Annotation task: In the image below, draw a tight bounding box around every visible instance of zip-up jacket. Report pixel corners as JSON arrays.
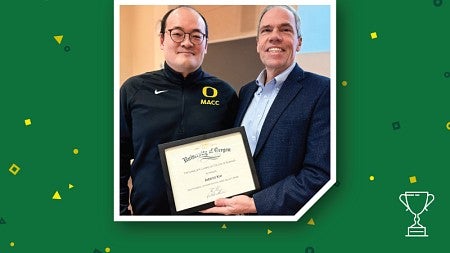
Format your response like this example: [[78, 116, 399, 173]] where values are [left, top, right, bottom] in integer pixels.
[[120, 63, 238, 215]]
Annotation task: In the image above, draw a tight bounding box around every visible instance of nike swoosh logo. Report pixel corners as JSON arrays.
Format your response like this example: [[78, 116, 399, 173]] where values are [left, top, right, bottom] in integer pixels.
[[154, 89, 168, 95]]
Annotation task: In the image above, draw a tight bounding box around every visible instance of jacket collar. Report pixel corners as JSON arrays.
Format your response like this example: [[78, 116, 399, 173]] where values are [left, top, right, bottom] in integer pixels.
[[253, 64, 304, 157], [163, 62, 205, 85]]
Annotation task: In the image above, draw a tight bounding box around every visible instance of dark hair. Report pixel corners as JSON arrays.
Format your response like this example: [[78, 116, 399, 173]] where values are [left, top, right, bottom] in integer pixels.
[[160, 6, 208, 38]]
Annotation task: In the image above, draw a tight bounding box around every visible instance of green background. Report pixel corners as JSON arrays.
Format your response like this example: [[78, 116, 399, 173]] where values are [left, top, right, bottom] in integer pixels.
[[1, 0, 449, 252]]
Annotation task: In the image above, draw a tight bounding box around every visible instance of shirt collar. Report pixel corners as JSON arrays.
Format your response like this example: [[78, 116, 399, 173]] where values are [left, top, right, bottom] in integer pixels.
[[255, 62, 297, 88]]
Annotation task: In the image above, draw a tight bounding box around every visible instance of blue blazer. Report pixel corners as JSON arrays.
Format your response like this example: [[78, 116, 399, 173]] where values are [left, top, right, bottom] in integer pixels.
[[235, 64, 330, 215]]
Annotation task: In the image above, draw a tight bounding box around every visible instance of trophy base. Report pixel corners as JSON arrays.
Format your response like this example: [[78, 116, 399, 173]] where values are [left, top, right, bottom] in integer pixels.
[[405, 226, 428, 237]]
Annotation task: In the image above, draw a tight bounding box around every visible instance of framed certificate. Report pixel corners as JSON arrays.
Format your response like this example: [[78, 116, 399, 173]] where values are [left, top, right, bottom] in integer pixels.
[[158, 127, 260, 215]]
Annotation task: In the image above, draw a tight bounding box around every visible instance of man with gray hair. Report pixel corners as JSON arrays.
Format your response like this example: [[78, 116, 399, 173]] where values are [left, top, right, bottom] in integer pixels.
[[202, 5, 330, 215]]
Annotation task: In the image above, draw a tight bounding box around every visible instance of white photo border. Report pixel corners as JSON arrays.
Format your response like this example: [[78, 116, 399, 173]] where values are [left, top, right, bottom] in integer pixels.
[[114, 0, 336, 222]]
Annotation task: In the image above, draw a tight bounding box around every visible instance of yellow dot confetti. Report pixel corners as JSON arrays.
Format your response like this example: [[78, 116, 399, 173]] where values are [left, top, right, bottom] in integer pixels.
[[54, 35, 63, 44], [105, 247, 111, 253], [52, 191, 62, 200], [409, 176, 417, 184], [267, 229, 272, 235], [446, 122, 450, 130], [307, 218, 315, 225], [24, 118, 32, 126], [341, 81, 348, 86], [10, 242, 15, 247], [221, 224, 227, 229], [370, 32, 378, 39], [73, 148, 79, 155], [369, 175, 375, 181]]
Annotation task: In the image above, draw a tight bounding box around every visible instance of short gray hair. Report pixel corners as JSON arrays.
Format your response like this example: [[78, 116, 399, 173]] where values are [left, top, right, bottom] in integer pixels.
[[257, 5, 302, 38]]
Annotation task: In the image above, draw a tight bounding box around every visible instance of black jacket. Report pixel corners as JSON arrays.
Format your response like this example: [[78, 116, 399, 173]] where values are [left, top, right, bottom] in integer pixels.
[[120, 63, 238, 215]]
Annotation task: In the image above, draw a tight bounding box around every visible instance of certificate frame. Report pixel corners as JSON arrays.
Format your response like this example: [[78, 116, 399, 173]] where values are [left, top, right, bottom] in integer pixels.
[[158, 127, 260, 215]]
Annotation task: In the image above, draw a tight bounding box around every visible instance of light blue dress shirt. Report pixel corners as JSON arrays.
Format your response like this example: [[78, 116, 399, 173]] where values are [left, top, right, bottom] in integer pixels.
[[241, 62, 296, 155]]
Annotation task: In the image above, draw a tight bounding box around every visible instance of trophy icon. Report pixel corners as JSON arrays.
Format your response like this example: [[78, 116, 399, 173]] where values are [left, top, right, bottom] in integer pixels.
[[399, 191, 435, 237]]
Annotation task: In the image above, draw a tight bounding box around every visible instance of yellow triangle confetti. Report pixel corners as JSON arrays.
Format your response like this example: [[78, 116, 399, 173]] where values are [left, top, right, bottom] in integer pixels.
[[52, 191, 62, 200], [221, 224, 227, 229], [68, 184, 74, 189], [267, 229, 272, 235], [307, 218, 315, 225], [53, 35, 63, 44]]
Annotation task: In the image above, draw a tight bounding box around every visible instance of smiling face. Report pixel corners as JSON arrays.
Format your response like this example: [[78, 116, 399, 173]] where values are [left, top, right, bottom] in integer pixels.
[[160, 7, 208, 77], [257, 7, 302, 82]]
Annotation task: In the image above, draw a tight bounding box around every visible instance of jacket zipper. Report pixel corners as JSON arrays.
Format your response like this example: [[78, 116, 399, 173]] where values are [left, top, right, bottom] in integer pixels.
[[179, 85, 185, 134]]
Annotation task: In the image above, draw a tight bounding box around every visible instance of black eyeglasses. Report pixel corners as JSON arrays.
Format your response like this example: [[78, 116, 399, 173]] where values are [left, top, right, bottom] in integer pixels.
[[167, 28, 206, 45]]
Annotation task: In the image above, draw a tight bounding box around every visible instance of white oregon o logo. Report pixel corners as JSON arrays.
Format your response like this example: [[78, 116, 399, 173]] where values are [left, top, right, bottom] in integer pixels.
[[202, 86, 218, 98]]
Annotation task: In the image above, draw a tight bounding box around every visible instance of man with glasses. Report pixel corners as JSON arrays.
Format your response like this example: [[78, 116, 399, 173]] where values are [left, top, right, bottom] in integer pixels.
[[120, 6, 238, 215]]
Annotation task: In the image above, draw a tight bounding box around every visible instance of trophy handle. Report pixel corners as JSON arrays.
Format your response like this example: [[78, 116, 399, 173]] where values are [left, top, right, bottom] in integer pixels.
[[425, 193, 435, 211], [399, 193, 409, 210]]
